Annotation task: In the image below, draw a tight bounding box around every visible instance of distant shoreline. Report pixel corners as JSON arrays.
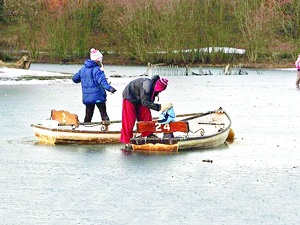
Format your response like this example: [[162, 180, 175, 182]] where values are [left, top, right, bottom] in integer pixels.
[[37, 58, 294, 70], [3, 52, 294, 69]]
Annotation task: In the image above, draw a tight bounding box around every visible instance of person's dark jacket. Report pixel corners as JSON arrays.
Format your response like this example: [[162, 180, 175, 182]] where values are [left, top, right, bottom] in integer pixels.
[[122, 75, 161, 111], [73, 59, 116, 104]]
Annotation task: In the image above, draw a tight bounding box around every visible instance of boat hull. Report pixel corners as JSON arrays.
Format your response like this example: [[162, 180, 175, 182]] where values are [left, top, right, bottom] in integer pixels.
[[177, 129, 229, 149], [31, 124, 120, 145], [131, 129, 229, 151], [31, 108, 232, 149], [31, 111, 205, 145]]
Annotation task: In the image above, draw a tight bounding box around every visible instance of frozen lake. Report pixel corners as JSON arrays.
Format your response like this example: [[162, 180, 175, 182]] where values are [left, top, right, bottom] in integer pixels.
[[0, 64, 299, 225]]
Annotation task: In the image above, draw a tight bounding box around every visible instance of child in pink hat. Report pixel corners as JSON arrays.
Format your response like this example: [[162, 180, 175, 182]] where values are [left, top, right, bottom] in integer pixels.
[[295, 55, 300, 88], [72, 48, 116, 124], [120, 75, 172, 148]]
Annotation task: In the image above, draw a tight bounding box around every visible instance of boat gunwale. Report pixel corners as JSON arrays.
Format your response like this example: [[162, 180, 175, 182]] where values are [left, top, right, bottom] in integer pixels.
[[31, 112, 203, 135], [31, 124, 121, 134]]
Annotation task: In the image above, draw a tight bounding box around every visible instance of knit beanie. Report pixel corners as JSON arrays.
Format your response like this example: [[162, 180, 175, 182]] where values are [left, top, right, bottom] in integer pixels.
[[154, 78, 168, 92], [90, 48, 103, 62], [151, 78, 168, 101]]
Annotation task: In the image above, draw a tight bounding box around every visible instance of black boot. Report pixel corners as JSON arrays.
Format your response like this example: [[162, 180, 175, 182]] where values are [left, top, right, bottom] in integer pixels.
[[97, 103, 110, 124], [102, 115, 111, 125]]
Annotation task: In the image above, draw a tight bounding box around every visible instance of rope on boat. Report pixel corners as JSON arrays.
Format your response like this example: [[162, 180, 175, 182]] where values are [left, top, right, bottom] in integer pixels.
[[81, 123, 107, 131], [188, 128, 205, 136]]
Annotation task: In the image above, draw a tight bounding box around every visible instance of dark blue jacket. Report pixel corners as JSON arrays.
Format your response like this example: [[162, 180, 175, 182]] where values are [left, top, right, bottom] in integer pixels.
[[72, 59, 115, 104]]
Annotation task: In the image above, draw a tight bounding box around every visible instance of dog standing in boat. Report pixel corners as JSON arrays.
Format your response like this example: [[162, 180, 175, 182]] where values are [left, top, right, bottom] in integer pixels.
[[0, 55, 31, 69]]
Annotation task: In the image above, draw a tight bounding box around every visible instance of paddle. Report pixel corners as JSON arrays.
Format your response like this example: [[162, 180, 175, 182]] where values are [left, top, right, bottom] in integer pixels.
[[78, 112, 201, 126], [80, 120, 121, 126], [181, 110, 215, 122], [198, 122, 225, 125]]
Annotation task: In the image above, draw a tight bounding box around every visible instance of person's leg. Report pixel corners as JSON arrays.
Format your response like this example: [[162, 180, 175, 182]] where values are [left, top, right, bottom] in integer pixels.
[[84, 104, 95, 122], [120, 99, 137, 144], [137, 105, 153, 137], [296, 71, 300, 88], [96, 102, 110, 122]]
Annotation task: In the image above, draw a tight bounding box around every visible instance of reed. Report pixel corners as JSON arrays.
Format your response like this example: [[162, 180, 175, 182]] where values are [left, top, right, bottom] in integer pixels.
[[103, 0, 246, 64], [0, 0, 3, 22], [45, 1, 104, 61], [1, 0, 300, 65]]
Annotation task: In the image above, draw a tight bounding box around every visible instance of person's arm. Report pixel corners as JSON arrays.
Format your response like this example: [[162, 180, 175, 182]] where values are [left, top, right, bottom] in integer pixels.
[[139, 80, 160, 111], [95, 69, 117, 93], [72, 70, 81, 83], [140, 80, 172, 112]]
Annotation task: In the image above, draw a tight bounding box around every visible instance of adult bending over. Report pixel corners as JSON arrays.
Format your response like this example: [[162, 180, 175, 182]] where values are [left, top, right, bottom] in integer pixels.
[[120, 75, 172, 148]]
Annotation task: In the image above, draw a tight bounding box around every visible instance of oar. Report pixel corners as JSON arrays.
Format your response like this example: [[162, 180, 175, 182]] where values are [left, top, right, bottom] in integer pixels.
[[79, 120, 122, 126], [181, 110, 215, 122], [78, 112, 201, 126], [198, 122, 225, 125]]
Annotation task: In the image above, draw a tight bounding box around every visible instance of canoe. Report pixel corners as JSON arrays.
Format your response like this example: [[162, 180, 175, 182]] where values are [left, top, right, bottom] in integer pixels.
[[130, 107, 233, 152], [31, 109, 205, 145]]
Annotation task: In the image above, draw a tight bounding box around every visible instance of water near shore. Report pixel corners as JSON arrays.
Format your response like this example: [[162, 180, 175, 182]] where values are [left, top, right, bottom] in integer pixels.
[[0, 64, 299, 225]]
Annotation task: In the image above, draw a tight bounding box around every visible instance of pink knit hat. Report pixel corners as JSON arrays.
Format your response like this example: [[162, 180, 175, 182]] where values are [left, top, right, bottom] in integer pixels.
[[151, 78, 168, 101], [90, 48, 103, 62], [154, 78, 168, 92]]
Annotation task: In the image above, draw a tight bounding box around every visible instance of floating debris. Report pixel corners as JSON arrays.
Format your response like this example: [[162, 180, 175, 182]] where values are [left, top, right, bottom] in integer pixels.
[[202, 159, 213, 163], [146, 63, 190, 76], [144, 63, 248, 76], [221, 64, 248, 75], [0, 55, 31, 69]]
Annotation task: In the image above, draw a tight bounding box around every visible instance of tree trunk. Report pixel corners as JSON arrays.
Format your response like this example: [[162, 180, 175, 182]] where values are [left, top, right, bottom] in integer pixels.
[[0, 0, 3, 21]]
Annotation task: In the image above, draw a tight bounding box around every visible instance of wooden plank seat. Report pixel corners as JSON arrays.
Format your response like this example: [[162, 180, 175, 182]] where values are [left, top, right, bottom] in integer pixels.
[[51, 109, 79, 127], [136, 121, 189, 134]]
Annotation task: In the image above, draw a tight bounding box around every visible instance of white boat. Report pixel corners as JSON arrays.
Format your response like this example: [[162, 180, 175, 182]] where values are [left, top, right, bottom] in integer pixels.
[[31, 109, 210, 146], [31, 108, 234, 149], [31, 109, 121, 145]]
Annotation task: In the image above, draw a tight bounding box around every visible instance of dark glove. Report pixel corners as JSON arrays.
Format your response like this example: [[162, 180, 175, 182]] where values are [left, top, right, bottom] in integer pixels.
[[110, 87, 117, 93]]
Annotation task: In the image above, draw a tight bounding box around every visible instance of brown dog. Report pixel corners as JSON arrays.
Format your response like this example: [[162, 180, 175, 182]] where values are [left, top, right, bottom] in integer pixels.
[[0, 55, 31, 69]]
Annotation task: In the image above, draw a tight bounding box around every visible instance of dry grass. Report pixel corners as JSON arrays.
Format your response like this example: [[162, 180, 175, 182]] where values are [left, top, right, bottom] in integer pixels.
[[0, 0, 298, 68]]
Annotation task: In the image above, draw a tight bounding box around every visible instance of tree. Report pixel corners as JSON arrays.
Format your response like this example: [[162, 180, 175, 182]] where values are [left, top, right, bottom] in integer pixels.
[[0, 0, 3, 21]]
